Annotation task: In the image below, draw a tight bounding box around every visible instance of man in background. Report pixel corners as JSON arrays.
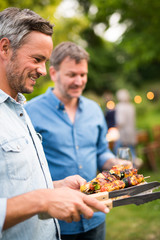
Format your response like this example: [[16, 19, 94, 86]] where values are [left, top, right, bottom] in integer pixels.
[[25, 41, 131, 240], [115, 89, 140, 167]]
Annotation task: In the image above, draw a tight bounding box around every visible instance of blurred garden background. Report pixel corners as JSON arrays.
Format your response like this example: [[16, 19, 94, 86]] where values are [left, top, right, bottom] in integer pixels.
[[1, 0, 160, 239]]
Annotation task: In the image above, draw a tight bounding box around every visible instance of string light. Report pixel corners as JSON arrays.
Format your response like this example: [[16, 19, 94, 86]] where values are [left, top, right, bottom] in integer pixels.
[[134, 95, 142, 104], [147, 91, 154, 100], [106, 100, 115, 110]]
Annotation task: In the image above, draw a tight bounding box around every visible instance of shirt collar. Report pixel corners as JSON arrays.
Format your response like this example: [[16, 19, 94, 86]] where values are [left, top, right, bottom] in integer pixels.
[[0, 89, 26, 105], [78, 97, 83, 111], [45, 87, 84, 111], [45, 88, 64, 110]]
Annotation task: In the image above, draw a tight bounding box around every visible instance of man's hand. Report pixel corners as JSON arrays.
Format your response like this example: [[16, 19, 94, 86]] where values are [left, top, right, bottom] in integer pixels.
[[102, 158, 133, 170], [53, 175, 87, 190], [116, 158, 133, 168], [41, 188, 110, 223]]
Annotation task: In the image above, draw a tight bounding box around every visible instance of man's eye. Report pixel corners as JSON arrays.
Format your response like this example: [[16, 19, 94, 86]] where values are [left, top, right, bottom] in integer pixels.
[[35, 58, 41, 63], [68, 73, 76, 77], [81, 74, 86, 77]]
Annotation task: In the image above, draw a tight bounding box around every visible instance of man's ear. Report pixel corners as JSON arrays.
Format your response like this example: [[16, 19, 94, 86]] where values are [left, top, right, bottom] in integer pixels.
[[49, 66, 57, 83], [0, 38, 11, 59]]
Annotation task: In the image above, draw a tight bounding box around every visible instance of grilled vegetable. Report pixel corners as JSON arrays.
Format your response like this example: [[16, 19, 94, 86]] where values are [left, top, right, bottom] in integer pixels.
[[122, 174, 144, 187]]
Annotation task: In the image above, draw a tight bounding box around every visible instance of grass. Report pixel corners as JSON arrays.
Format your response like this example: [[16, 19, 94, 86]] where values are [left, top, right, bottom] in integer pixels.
[[106, 204, 160, 240], [106, 196, 160, 240]]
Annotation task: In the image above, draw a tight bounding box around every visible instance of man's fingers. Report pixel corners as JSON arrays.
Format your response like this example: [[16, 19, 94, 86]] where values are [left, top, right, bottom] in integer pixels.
[[83, 195, 110, 215], [77, 203, 94, 219], [71, 210, 81, 222], [122, 160, 133, 168]]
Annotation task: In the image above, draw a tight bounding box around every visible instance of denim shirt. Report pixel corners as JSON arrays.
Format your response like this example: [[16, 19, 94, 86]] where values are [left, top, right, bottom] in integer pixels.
[[25, 88, 115, 235], [0, 199, 6, 238], [0, 90, 60, 240]]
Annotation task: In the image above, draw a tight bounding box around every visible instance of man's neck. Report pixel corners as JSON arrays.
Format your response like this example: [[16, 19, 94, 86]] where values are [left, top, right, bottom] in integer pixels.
[[0, 81, 17, 100], [52, 88, 79, 123]]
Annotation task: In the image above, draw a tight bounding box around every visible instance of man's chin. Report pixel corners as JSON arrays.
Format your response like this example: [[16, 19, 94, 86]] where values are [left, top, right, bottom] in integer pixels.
[[70, 90, 82, 98], [22, 87, 34, 94], [70, 94, 81, 99]]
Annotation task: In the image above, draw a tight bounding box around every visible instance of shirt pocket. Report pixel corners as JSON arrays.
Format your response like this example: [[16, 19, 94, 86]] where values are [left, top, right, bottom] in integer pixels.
[[1, 136, 32, 180]]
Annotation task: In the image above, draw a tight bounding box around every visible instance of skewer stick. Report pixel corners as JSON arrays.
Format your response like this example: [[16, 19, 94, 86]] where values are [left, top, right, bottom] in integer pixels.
[[144, 176, 150, 179]]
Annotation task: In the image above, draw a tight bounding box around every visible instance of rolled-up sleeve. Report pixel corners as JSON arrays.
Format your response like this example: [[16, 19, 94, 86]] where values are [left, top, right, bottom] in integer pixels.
[[98, 149, 115, 170], [0, 198, 7, 238]]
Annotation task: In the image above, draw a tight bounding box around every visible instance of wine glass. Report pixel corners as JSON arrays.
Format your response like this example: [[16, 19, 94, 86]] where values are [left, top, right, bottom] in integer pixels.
[[117, 147, 133, 164]]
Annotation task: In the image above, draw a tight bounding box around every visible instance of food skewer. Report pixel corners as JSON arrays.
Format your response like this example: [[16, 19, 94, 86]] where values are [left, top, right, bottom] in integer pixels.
[[80, 165, 160, 212], [80, 165, 151, 194]]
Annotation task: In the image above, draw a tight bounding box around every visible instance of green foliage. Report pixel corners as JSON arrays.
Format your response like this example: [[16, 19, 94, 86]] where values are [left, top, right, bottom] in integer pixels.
[[0, 0, 61, 26], [53, 16, 90, 46], [24, 77, 53, 101], [0, 0, 61, 10], [76, 0, 160, 91], [87, 46, 118, 94]]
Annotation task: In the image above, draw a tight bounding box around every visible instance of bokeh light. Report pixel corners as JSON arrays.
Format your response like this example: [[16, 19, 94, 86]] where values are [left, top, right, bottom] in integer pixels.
[[134, 95, 142, 104], [147, 91, 154, 100], [106, 100, 115, 109]]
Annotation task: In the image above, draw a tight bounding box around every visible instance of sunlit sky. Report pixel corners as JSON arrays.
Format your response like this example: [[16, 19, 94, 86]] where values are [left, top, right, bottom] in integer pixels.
[[56, 0, 127, 42]]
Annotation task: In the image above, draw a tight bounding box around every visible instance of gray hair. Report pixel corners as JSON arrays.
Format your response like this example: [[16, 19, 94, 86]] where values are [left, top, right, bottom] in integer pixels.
[[50, 41, 89, 70], [0, 7, 54, 50]]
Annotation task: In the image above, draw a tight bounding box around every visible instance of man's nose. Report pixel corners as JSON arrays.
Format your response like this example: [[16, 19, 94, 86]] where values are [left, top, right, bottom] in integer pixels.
[[37, 62, 47, 76], [74, 75, 82, 85]]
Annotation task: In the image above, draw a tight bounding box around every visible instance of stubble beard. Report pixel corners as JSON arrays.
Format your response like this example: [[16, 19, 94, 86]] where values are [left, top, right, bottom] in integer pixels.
[[6, 59, 32, 95]]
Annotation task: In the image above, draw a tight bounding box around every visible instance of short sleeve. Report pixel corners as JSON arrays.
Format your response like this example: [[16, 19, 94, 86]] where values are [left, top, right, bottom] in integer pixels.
[[0, 198, 7, 238]]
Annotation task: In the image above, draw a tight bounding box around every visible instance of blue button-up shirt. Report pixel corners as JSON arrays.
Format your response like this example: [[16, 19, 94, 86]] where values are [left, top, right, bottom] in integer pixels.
[[0, 90, 59, 240], [25, 88, 115, 235]]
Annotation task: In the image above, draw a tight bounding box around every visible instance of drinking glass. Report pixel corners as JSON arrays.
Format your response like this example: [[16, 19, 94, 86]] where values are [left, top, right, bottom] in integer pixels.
[[117, 147, 133, 163]]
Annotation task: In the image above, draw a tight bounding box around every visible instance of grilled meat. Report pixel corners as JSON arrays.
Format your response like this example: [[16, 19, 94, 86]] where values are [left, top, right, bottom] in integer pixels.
[[80, 165, 144, 194]]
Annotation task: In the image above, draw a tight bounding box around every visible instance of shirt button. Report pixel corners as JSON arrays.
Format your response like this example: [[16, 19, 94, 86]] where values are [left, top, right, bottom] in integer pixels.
[[79, 165, 83, 169], [20, 113, 23, 117], [76, 145, 79, 150]]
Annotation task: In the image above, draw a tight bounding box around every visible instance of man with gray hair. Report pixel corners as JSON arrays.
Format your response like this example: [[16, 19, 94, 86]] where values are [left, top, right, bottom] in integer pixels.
[[0, 8, 110, 240], [25, 41, 131, 240]]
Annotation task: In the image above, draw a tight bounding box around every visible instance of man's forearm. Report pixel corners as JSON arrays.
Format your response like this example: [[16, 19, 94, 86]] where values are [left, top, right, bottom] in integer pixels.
[[3, 190, 46, 230]]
